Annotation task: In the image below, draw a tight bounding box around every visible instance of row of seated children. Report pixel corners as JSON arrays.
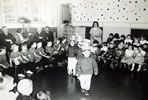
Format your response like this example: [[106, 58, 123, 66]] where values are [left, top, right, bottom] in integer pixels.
[[0, 40, 52, 83], [98, 33, 148, 71]]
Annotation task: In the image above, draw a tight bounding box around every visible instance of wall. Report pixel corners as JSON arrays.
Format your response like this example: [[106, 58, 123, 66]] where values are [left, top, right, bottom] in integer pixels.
[[71, 0, 148, 29], [0, 0, 68, 28]]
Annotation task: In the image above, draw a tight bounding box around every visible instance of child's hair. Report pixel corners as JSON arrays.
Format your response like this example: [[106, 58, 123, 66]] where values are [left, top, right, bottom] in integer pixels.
[[114, 33, 120, 39], [121, 35, 126, 39], [29, 41, 36, 48], [109, 33, 113, 36], [92, 21, 99, 27], [34, 90, 51, 100]]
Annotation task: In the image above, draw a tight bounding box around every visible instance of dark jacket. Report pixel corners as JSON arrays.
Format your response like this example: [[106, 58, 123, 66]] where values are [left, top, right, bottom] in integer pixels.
[[76, 55, 98, 75]]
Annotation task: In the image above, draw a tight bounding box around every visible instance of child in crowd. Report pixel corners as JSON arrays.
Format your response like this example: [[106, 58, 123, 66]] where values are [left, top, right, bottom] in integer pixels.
[[121, 45, 134, 70], [113, 33, 120, 47], [34, 90, 51, 100], [9, 44, 24, 78], [112, 43, 124, 69], [140, 36, 148, 45], [60, 37, 69, 63], [105, 43, 115, 68], [45, 41, 53, 56], [52, 39, 62, 66], [29, 42, 40, 72], [20, 44, 32, 73], [0, 47, 9, 71], [131, 45, 146, 71], [76, 49, 98, 96], [67, 40, 78, 76], [45, 41, 54, 67], [124, 34, 133, 45], [36, 41, 50, 70], [120, 35, 126, 45], [91, 40, 99, 61], [133, 37, 140, 46], [98, 42, 108, 63], [106, 33, 114, 43]]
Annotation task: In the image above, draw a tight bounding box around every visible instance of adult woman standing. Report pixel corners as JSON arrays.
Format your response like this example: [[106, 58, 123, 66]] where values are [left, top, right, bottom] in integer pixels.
[[89, 21, 102, 44]]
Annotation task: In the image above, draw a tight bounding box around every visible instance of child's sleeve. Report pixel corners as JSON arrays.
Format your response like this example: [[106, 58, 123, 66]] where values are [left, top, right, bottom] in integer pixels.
[[76, 59, 81, 75], [93, 59, 99, 75]]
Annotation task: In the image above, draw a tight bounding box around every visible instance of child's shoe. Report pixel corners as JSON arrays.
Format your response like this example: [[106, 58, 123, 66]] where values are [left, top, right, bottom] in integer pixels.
[[81, 88, 85, 93], [85, 90, 90, 96]]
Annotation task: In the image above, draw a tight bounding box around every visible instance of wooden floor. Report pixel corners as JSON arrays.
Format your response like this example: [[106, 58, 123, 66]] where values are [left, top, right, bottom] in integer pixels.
[[31, 65, 148, 100]]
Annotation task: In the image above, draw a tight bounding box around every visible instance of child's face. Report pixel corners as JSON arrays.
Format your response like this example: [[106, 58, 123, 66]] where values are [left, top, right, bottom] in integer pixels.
[[109, 35, 113, 38], [83, 51, 91, 57], [109, 43, 114, 48], [37, 42, 42, 48], [118, 44, 123, 49], [70, 41, 75, 46], [56, 40, 60, 44], [128, 46, 132, 50], [127, 36, 131, 39], [47, 42, 52, 47], [134, 38, 138, 43], [62, 39, 66, 43], [134, 47, 138, 51], [32, 43, 37, 48], [21, 45, 27, 51]]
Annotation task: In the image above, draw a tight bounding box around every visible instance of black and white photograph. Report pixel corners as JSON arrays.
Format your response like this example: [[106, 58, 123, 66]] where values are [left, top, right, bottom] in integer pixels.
[[0, 0, 148, 100]]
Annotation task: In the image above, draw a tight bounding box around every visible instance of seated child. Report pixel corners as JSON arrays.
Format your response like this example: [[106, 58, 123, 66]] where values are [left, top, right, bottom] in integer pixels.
[[106, 33, 113, 43], [20, 44, 32, 73], [121, 45, 134, 70], [45, 41, 54, 67], [124, 34, 133, 45], [52, 39, 61, 66], [133, 37, 140, 46], [90, 40, 99, 61], [111, 43, 124, 70], [131, 45, 146, 71], [29, 42, 40, 72], [98, 42, 108, 63], [9, 44, 24, 79], [36, 41, 50, 69], [104, 43, 115, 67], [0, 47, 10, 73]]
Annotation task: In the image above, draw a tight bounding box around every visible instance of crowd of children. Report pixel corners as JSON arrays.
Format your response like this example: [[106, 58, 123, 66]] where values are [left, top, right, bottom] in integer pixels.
[[102, 33, 148, 71], [1, 26, 148, 98]]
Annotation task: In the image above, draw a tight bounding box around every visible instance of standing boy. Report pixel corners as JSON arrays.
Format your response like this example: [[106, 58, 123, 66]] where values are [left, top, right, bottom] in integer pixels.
[[76, 49, 98, 96]]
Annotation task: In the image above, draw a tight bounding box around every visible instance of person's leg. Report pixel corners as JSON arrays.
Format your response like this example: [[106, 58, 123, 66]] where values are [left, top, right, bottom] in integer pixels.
[[67, 58, 72, 75], [131, 63, 135, 71], [79, 75, 85, 92], [84, 74, 92, 95], [137, 64, 142, 72], [72, 58, 77, 76]]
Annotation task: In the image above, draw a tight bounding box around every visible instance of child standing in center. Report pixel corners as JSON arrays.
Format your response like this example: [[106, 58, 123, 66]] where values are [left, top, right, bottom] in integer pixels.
[[76, 49, 98, 96]]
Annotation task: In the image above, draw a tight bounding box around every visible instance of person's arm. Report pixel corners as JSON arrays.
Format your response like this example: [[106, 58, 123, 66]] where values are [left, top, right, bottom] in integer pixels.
[[93, 59, 99, 75], [76, 59, 81, 76], [0, 64, 7, 69], [39, 50, 50, 58]]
